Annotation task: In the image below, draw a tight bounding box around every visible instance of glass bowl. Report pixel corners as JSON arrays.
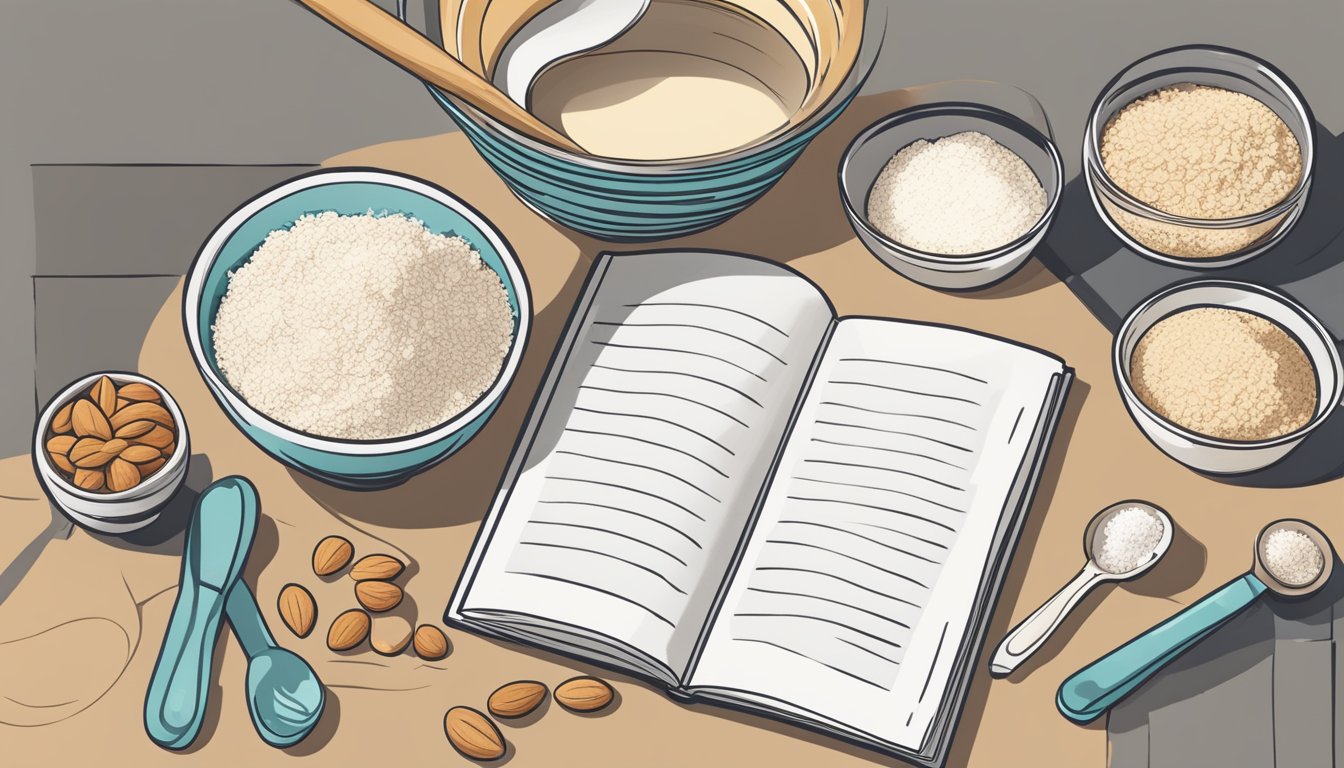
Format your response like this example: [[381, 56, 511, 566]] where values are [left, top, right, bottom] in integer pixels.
[[1113, 280, 1341, 474], [839, 102, 1063, 290], [1084, 45, 1315, 268]]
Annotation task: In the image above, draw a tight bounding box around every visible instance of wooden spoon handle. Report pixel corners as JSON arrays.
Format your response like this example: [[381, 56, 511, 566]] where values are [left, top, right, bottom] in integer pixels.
[[297, 0, 581, 151]]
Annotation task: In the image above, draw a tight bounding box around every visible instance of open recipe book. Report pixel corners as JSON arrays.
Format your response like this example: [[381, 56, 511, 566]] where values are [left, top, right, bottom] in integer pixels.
[[448, 251, 1072, 766]]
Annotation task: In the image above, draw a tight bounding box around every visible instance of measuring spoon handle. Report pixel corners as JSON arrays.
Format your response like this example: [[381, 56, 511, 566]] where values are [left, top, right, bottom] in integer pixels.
[[990, 564, 1109, 677], [1056, 573, 1267, 724]]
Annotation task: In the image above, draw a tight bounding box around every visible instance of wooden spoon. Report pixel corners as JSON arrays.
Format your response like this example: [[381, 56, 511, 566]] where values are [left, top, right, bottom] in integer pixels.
[[297, 0, 582, 151]]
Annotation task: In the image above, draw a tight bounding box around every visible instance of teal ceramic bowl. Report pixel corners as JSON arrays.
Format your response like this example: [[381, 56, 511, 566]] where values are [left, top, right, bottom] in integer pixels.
[[183, 169, 531, 489]]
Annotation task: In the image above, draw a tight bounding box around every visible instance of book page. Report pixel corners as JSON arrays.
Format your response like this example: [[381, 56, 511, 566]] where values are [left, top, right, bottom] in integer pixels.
[[453, 252, 834, 677], [690, 318, 1065, 749]]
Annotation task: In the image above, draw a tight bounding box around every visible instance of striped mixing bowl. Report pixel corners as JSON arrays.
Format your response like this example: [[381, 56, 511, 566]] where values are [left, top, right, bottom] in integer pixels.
[[404, 2, 879, 242]]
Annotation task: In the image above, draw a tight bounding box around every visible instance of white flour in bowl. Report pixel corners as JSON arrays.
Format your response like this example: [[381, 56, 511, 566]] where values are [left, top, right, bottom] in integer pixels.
[[212, 211, 513, 440], [867, 131, 1046, 255]]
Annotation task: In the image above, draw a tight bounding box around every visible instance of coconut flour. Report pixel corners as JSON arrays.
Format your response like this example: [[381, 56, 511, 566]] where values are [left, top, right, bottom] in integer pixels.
[[212, 211, 514, 440], [867, 131, 1046, 255], [1130, 307, 1316, 441]]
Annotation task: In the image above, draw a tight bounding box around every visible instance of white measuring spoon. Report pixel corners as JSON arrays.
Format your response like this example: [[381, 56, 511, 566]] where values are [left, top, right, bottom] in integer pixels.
[[491, 0, 651, 109], [989, 501, 1173, 677]]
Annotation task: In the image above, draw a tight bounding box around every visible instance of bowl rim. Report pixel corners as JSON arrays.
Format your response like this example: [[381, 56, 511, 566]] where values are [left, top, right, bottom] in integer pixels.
[[1112, 279, 1342, 451], [182, 167, 533, 455], [32, 371, 190, 503], [1083, 43, 1316, 229], [427, 1, 881, 174], [838, 101, 1064, 266]]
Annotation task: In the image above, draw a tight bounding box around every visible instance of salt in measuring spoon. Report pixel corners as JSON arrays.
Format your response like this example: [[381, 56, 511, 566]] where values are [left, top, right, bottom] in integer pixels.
[[1057, 519, 1334, 724], [990, 501, 1173, 677]]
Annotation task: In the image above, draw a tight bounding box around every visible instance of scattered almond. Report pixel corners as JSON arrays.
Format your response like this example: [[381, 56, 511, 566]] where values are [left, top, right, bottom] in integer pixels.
[[73, 468, 105, 491], [444, 706, 506, 761], [278, 584, 317, 638], [71, 399, 113, 440], [312, 536, 354, 576], [371, 615, 412, 656], [51, 401, 74, 434], [327, 609, 370, 651], [489, 681, 548, 719], [92, 376, 118, 416], [350, 554, 404, 581], [414, 625, 450, 661], [355, 580, 403, 612], [116, 382, 162, 403], [554, 676, 614, 713], [44, 377, 178, 494], [107, 458, 141, 493], [108, 401, 173, 431]]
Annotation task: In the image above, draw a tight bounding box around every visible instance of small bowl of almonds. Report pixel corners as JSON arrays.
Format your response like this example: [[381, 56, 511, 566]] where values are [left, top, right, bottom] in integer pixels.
[[33, 372, 189, 534]]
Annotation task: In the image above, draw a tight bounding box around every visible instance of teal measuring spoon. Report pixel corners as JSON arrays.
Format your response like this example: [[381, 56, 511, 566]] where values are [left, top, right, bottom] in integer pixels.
[[226, 582, 326, 747], [144, 477, 259, 749], [1057, 519, 1333, 724]]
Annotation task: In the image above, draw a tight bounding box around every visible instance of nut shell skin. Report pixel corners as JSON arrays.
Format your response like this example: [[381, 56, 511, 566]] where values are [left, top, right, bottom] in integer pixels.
[[488, 681, 548, 719], [444, 706, 506, 761], [554, 676, 615, 713]]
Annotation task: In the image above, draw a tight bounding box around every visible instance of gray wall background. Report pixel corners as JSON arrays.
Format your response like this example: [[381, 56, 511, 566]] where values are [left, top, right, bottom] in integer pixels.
[[2, 0, 1341, 456]]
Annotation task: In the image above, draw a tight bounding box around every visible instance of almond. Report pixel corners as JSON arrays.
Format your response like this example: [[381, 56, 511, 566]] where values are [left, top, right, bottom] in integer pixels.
[[413, 625, 450, 661], [354, 580, 403, 612], [109, 401, 173, 431], [350, 554, 404, 581], [488, 681, 548, 719], [73, 468, 105, 491], [70, 437, 123, 468], [138, 457, 167, 479], [163, 441, 177, 457], [116, 382, 162, 403], [46, 434, 77, 474], [370, 615, 412, 656], [50, 452, 76, 474], [312, 536, 354, 576], [114, 419, 156, 439], [107, 458, 141, 492], [51, 401, 75, 434], [71, 399, 113, 440], [115, 397, 131, 412], [327, 609, 370, 651], [119, 444, 162, 464], [444, 706, 506, 761], [554, 676, 614, 712], [92, 376, 118, 416], [278, 583, 317, 638], [132, 424, 175, 449]]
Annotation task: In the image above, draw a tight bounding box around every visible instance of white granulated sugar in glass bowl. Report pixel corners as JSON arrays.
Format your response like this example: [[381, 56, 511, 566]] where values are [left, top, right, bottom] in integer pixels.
[[866, 131, 1047, 255], [1095, 506, 1165, 574], [1262, 528, 1324, 586], [211, 211, 514, 441]]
